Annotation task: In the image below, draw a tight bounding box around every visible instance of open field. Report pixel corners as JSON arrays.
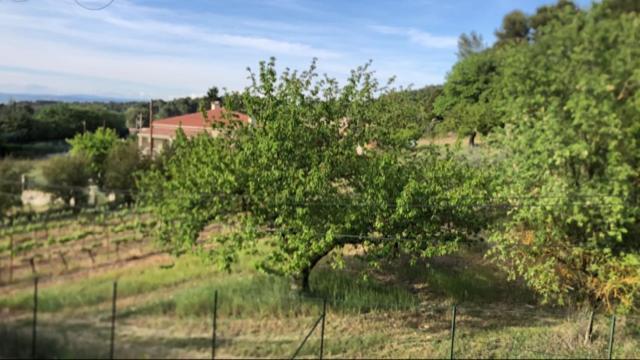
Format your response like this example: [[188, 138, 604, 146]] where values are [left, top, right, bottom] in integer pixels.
[[1, 208, 639, 359]]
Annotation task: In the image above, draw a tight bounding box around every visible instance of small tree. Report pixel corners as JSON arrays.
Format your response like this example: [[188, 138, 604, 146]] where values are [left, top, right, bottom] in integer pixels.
[[433, 50, 501, 145], [67, 128, 120, 186], [206, 87, 221, 103], [104, 141, 148, 204], [457, 31, 486, 60], [495, 10, 530, 45], [41, 155, 91, 209]]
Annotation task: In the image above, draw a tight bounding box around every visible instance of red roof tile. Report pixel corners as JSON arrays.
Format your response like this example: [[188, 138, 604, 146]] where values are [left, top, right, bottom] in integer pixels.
[[138, 108, 250, 138]]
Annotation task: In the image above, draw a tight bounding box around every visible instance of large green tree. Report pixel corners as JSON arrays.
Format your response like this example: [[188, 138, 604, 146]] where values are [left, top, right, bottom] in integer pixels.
[[488, 3, 640, 309], [433, 50, 501, 145], [529, 0, 580, 39], [139, 59, 492, 290]]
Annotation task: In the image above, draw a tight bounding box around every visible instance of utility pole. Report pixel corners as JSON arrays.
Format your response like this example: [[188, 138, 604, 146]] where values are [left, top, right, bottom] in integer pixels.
[[149, 100, 154, 156]]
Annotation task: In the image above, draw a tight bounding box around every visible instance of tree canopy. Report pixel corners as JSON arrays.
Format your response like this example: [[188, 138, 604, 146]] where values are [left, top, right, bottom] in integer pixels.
[[484, 2, 640, 309], [433, 49, 501, 145], [139, 58, 492, 290], [428, 0, 640, 310]]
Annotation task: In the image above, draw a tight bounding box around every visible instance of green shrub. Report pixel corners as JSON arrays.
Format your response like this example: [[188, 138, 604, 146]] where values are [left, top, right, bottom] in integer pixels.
[[41, 155, 91, 208], [0, 158, 30, 216], [104, 140, 149, 203]]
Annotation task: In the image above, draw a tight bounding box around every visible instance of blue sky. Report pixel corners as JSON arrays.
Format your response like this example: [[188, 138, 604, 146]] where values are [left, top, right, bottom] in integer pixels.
[[0, 0, 592, 100]]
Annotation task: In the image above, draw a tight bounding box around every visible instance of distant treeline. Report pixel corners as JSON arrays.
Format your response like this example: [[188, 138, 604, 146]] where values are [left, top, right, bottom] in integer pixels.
[[0, 88, 227, 150], [1, 85, 442, 155], [0, 102, 128, 144]]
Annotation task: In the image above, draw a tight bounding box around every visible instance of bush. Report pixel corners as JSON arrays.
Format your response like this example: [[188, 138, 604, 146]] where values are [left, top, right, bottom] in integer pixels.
[[0, 159, 30, 216], [41, 155, 91, 208], [104, 140, 149, 203]]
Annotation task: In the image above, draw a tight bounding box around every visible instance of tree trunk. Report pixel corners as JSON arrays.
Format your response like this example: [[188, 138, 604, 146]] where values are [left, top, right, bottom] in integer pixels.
[[468, 131, 477, 147], [292, 237, 361, 293], [300, 267, 311, 292], [294, 247, 331, 293]]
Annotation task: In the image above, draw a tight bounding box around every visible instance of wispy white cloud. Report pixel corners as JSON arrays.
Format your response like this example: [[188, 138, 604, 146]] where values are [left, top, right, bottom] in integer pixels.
[[0, 0, 458, 99], [0, 0, 346, 98], [1, 1, 341, 60], [371, 25, 457, 49]]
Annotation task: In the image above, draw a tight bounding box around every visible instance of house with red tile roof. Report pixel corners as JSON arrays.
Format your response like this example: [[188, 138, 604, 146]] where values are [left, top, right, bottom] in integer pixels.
[[138, 101, 251, 156]]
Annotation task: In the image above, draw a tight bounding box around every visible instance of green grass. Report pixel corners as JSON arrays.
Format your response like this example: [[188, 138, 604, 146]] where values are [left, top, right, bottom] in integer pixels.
[[309, 269, 418, 312], [0, 255, 216, 312], [1, 234, 638, 359], [1, 253, 420, 319], [422, 262, 535, 305], [110, 269, 420, 320], [2, 254, 640, 358]]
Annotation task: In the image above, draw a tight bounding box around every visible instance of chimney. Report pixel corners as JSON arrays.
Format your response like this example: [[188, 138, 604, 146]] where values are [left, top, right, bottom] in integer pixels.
[[211, 100, 221, 110]]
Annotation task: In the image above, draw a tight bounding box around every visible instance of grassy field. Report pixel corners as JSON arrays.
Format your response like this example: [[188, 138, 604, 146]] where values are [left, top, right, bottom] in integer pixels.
[[1, 208, 639, 359]]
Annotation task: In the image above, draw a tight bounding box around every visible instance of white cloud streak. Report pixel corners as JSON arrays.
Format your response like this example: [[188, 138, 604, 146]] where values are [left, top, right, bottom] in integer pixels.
[[0, 0, 455, 98], [371, 25, 457, 49]]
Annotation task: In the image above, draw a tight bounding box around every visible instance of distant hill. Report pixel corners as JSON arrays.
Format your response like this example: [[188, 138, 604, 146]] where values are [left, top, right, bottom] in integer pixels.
[[0, 92, 140, 104]]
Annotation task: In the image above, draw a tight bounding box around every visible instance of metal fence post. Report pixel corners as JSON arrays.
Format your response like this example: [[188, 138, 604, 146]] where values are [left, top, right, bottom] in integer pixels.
[[291, 314, 324, 359], [450, 304, 457, 360], [212, 290, 218, 360], [32, 276, 38, 359], [584, 310, 595, 344], [9, 232, 14, 283], [607, 314, 616, 360], [320, 298, 326, 360], [110, 281, 118, 360]]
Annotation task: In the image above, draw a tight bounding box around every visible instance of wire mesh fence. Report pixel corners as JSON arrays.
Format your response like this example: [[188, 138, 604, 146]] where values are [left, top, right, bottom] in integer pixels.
[[2, 277, 640, 359]]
